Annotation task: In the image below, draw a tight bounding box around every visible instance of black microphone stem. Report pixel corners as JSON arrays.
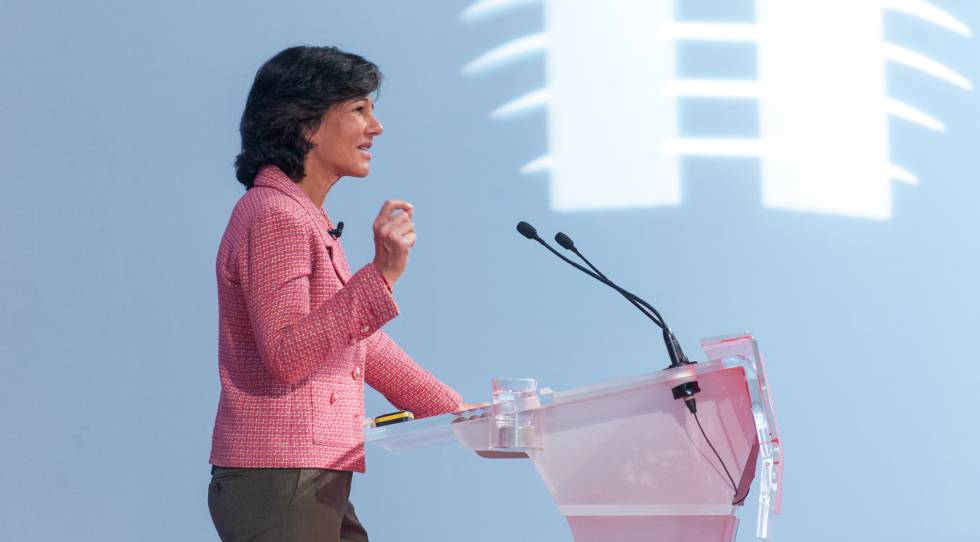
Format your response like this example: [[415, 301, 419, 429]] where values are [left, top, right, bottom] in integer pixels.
[[570, 246, 665, 328], [529, 238, 666, 331], [517, 220, 692, 369], [566, 246, 688, 367]]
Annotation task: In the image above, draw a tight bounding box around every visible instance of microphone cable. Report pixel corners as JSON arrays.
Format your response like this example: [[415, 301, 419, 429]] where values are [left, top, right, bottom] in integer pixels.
[[693, 409, 749, 505]]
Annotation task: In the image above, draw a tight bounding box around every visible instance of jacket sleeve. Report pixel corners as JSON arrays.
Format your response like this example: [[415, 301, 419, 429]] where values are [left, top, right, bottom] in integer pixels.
[[240, 208, 399, 385], [364, 331, 462, 419]]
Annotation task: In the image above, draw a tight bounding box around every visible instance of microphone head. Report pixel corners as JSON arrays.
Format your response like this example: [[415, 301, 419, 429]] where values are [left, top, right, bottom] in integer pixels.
[[516, 221, 538, 240], [554, 232, 575, 250]]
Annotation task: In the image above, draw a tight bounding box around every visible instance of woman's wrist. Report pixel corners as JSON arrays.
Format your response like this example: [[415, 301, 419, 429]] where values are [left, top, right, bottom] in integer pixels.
[[372, 262, 394, 292]]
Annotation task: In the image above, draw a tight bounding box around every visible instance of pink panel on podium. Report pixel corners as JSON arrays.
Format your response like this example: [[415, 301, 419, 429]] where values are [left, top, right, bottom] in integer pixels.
[[521, 364, 755, 542], [527, 366, 755, 508]]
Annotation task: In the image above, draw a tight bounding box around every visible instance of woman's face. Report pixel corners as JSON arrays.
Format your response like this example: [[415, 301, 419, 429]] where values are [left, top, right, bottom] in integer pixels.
[[308, 96, 383, 179]]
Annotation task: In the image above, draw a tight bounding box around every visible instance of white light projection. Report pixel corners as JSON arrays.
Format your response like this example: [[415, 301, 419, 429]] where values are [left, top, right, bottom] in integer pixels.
[[462, 0, 973, 219]]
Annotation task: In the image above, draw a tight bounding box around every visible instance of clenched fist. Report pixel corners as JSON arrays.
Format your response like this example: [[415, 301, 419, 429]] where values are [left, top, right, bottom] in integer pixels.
[[372, 200, 416, 287]]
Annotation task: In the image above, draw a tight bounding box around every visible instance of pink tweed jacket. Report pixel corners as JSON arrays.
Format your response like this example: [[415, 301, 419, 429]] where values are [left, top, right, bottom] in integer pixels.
[[210, 165, 462, 472]]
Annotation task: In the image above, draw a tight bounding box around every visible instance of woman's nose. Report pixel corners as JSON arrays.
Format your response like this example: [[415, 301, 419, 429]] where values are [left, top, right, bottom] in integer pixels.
[[370, 114, 383, 136]]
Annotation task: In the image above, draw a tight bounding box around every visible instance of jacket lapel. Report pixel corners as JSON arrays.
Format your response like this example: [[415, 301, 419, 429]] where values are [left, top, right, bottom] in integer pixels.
[[326, 242, 353, 282], [252, 166, 351, 283]]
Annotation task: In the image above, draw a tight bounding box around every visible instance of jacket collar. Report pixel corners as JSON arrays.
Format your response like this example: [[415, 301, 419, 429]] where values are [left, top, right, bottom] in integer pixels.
[[253, 165, 336, 247]]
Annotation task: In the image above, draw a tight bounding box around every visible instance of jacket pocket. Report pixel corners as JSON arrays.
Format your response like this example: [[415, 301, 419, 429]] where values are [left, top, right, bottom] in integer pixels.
[[310, 377, 361, 446]]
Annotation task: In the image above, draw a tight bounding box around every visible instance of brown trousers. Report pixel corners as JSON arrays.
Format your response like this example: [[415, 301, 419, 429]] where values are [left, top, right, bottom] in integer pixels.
[[208, 466, 369, 542]]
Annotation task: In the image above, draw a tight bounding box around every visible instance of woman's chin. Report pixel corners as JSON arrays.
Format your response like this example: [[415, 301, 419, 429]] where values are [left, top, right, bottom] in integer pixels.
[[339, 169, 370, 180]]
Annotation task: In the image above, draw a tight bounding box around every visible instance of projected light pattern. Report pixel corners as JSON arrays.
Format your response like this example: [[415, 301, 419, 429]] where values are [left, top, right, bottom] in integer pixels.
[[462, 0, 973, 219], [756, 0, 971, 218]]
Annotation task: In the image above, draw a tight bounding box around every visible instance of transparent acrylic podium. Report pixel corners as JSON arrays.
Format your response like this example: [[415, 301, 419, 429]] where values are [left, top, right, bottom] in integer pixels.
[[366, 333, 783, 541]]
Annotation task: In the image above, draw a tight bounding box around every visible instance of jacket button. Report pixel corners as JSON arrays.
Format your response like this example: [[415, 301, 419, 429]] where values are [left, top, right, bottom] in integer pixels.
[[330, 392, 337, 404], [360, 325, 370, 334], [352, 366, 362, 380]]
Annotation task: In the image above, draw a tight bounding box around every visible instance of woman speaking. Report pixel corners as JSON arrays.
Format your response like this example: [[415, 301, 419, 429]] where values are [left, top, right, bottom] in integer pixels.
[[207, 46, 477, 541]]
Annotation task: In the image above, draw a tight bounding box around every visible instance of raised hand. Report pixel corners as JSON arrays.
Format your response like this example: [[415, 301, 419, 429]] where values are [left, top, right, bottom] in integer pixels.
[[372, 200, 416, 287]]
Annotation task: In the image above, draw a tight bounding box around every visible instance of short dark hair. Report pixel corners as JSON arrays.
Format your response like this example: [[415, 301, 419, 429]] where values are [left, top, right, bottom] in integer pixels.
[[234, 46, 382, 189]]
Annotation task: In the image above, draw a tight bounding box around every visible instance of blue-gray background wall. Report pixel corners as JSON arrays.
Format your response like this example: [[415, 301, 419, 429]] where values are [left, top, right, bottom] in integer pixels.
[[1, 1, 977, 540]]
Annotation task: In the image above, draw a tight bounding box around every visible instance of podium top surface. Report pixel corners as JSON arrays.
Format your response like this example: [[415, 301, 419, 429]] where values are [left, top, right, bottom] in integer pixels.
[[367, 333, 778, 457]]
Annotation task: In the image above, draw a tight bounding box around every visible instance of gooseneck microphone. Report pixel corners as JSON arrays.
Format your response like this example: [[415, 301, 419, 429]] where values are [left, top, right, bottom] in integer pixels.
[[553, 230, 690, 368], [554, 231, 665, 325], [516, 222, 661, 327], [515, 221, 691, 369]]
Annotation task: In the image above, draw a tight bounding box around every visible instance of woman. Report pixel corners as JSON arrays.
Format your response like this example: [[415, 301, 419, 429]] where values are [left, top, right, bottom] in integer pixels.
[[208, 45, 479, 542]]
